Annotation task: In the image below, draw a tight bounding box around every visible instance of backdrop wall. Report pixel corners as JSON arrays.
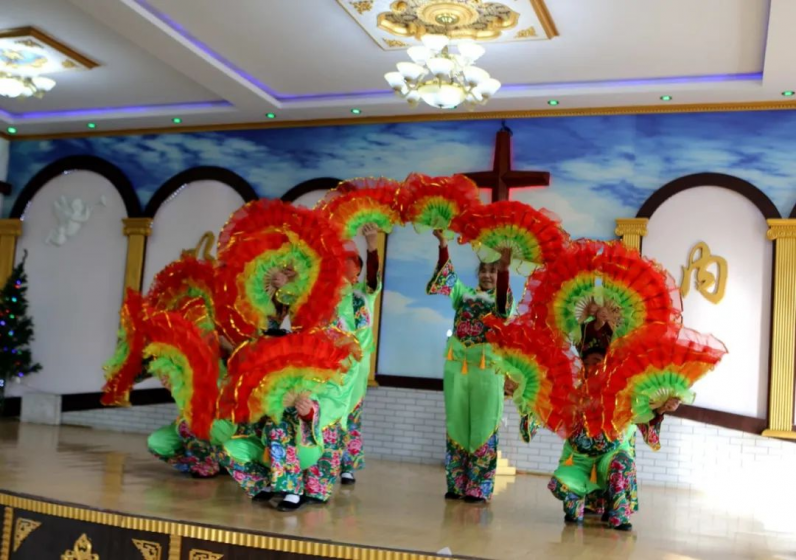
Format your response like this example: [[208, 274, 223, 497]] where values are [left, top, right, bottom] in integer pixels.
[[6, 110, 794, 422]]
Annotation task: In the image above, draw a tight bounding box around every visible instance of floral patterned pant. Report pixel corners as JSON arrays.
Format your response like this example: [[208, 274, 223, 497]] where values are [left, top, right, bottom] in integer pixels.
[[148, 421, 224, 478], [342, 401, 364, 474], [445, 433, 498, 500], [548, 451, 637, 526], [223, 420, 342, 502]]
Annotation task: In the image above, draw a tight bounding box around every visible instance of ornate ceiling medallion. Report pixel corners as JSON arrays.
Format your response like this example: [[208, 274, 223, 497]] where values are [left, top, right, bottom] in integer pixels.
[[378, 0, 519, 41], [338, 0, 558, 50]]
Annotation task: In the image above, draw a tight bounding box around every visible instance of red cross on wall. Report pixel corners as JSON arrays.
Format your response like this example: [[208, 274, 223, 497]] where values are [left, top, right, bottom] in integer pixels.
[[465, 122, 550, 202]]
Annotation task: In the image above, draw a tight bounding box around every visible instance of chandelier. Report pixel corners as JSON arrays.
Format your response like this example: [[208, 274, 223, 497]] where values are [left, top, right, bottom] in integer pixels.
[[0, 72, 56, 99], [384, 34, 501, 110]]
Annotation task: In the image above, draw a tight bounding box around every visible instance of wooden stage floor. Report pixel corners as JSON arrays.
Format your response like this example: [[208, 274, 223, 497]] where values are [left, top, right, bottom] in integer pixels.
[[1, 421, 795, 560]]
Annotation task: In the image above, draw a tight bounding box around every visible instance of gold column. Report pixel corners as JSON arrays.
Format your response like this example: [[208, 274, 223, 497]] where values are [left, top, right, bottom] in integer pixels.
[[615, 218, 648, 251], [368, 232, 387, 387], [0, 220, 21, 288], [762, 218, 796, 440], [122, 218, 153, 292], [0, 506, 12, 560]]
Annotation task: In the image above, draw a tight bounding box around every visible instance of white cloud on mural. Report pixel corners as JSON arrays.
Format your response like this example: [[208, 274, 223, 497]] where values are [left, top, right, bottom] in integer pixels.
[[381, 289, 450, 326]]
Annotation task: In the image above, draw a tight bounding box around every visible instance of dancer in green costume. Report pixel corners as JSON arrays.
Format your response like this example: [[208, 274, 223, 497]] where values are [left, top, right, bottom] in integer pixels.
[[428, 230, 514, 503], [337, 223, 382, 485], [547, 345, 680, 531]]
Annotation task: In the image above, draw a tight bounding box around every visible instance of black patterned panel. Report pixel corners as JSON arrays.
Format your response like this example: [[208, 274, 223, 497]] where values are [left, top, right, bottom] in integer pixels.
[[179, 537, 321, 560], [9, 508, 168, 560]]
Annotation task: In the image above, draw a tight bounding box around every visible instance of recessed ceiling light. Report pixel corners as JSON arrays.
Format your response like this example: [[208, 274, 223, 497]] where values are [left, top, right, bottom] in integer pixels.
[[266, 113, 276, 119], [351, 108, 362, 114], [547, 100, 559, 106], [6, 127, 17, 135], [782, 91, 795, 97], [87, 122, 96, 129], [172, 117, 182, 124], [660, 95, 672, 101]]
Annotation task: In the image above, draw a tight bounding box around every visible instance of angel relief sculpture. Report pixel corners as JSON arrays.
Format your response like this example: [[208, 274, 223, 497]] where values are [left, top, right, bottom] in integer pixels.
[[45, 195, 107, 247]]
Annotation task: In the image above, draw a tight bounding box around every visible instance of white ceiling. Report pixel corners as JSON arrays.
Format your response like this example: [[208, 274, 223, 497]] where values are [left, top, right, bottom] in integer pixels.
[[1, 0, 793, 137]]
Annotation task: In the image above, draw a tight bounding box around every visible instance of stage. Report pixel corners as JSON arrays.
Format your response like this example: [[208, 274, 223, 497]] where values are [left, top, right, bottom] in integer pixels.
[[0, 421, 794, 560]]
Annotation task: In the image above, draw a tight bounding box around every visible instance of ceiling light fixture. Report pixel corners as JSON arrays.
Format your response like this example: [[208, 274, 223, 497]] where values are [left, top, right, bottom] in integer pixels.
[[782, 91, 794, 97], [87, 122, 96, 129], [384, 34, 500, 110], [7, 127, 17, 135], [266, 113, 276, 119], [351, 108, 362, 114], [660, 95, 672, 101], [547, 99, 559, 106], [0, 73, 56, 99], [172, 117, 182, 124]]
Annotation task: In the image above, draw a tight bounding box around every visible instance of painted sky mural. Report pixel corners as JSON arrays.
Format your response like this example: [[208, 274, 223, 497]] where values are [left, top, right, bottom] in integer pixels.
[[7, 110, 796, 378]]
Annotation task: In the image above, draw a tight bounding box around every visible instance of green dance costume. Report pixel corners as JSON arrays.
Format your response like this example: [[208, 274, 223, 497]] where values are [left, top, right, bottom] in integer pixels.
[[427, 246, 513, 501], [338, 250, 381, 476]]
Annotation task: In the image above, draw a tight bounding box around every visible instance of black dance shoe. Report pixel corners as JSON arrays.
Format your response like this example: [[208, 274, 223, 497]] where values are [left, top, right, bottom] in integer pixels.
[[341, 474, 356, 485], [464, 496, 486, 504], [276, 497, 306, 512], [444, 492, 462, 500], [564, 515, 583, 524], [613, 523, 633, 531]]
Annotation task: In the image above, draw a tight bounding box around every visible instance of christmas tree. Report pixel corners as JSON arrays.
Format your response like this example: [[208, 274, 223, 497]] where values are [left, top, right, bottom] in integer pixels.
[[0, 250, 41, 413]]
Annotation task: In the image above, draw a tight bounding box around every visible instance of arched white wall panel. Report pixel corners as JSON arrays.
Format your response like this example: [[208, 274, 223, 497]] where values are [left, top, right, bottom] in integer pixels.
[[8, 170, 127, 395], [643, 186, 772, 419]]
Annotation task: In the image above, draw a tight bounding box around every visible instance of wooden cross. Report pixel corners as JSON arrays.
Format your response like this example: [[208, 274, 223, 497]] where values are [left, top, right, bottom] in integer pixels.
[[465, 122, 550, 202]]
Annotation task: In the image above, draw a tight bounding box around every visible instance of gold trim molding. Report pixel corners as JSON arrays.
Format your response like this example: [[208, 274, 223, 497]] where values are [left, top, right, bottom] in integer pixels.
[[615, 217, 648, 252], [0, 219, 22, 289], [765, 218, 796, 436], [1, 507, 11, 560], [0, 492, 446, 560], [761, 429, 796, 440], [530, 0, 559, 38], [10, 100, 796, 142], [13, 518, 41, 553]]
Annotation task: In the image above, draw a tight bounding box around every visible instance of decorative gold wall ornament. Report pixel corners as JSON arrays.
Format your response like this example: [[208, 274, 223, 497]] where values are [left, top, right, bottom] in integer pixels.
[[350, 0, 373, 14], [62, 534, 99, 560], [383, 38, 409, 47], [377, 1, 519, 41], [181, 231, 216, 262], [188, 550, 223, 560], [614, 217, 648, 252], [680, 242, 727, 304], [133, 539, 162, 560], [12, 518, 41, 553], [763, 218, 796, 440], [515, 26, 537, 38], [337, 0, 557, 51]]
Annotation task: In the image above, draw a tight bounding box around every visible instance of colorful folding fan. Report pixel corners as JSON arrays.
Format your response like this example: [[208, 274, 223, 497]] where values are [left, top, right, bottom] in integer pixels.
[[101, 289, 148, 406], [143, 310, 221, 440], [217, 330, 353, 424], [397, 173, 483, 237], [452, 200, 569, 274], [316, 177, 402, 239], [594, 323, 727, 437], [214, 200, 349, 337], [485, 317, 580, 436], [147, 255, 216, 334], [521, 240, 682, 344]]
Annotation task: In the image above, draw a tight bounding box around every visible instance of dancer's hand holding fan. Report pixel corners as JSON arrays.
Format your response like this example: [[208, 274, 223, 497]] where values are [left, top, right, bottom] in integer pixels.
[[316, 177, 402, 239], [591, 323, 727, 438], [397, 173, 483, 238], [452, 200, 569, 276], [217, 330, 353, 424], [485, 317, 580, 437]]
